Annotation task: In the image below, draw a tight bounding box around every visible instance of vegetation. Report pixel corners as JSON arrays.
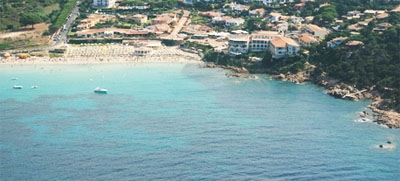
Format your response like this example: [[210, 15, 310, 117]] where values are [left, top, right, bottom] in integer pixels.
[[0, 0, 61, 30], [49, 0, 78, 33], [309, 25, 400, 111], [20, 13, 44, 29], [313, 5, 338, 26]]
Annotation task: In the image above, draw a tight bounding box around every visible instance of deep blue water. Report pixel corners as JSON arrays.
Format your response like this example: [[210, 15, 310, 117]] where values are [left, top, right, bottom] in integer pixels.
[[1, 63, 399, 180]]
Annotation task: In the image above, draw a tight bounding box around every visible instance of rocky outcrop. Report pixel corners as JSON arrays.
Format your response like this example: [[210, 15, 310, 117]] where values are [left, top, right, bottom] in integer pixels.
[[369, 99, 400, 129], [271, 71, 309, 84], [227, 66, 249, 74], [326, 83, 371, 101], [203, 62, 249, 78], [271, 62, 315, 84], [203, 61, 400, 129]]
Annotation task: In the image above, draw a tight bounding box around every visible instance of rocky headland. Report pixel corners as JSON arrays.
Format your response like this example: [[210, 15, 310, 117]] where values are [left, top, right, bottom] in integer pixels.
[[279, 69, 399, 128], [204, 61, 400, 129]]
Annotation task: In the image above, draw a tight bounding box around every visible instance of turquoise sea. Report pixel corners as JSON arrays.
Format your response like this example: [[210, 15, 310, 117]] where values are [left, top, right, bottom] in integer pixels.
[[1, 63, 399, 180]]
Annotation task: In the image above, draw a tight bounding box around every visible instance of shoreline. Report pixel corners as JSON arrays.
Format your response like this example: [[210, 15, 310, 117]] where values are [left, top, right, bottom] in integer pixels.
[[2, 45, 399, 129], [0, 45, 203, 65]]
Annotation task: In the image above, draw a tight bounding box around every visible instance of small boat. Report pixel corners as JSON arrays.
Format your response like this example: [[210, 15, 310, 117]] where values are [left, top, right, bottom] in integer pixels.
[[94, 87, 108, 94], [31, 85, 38, 89], [13, 85, 23, 89]]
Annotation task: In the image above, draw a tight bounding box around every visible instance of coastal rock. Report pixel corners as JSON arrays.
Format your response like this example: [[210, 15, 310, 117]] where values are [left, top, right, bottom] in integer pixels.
[[370, 100, 400, 129], [326, 83, 369, 101], [225, 72, 242, 78], [327, 84, 351, 99], [271, 73, 286, 80], [229, 66, 249, 74], [285, 71, 310, 84], [203, 62, 218, 68]]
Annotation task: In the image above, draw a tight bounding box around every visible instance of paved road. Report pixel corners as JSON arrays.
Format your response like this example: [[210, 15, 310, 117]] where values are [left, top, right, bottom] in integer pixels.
[[169, 10, 190, 40], [54, 2, 80, 48]]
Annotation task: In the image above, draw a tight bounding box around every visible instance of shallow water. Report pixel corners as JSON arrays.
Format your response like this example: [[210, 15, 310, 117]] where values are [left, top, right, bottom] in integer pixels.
[[1, 63, 399, 180]]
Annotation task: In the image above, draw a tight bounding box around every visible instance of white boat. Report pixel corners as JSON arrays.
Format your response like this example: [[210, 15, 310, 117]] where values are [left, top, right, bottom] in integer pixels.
[[31, 85, 38, 89], [13, 85, 23, 89], [94, 87, 108, 94]]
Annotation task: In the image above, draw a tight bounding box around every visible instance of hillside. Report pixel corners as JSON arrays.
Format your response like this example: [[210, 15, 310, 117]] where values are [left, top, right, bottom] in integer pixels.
[[0, 0, 61, 30]]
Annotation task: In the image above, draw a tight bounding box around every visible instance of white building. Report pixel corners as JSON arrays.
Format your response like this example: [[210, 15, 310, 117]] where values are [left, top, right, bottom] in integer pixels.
[[250, 31, 281, 52], [263, 0, 294, 5], [183, 0, 214, 4], [327, 37, 348, 48], [268, 12, 282, 23], [93, 0, 116, 8], [228, 35, 251, 55], [301, 24, 329, 40], [225, 18, 245, 27], [269, 36, 300, 58]]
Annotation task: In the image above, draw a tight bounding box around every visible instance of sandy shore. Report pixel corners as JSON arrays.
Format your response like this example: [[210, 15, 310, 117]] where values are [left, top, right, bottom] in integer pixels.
[[0, 45, 203, 64]]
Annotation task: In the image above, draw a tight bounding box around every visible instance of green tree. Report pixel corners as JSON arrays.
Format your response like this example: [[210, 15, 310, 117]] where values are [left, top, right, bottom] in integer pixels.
[[245, 17, 262, 32], [20, 13, 43, 29]]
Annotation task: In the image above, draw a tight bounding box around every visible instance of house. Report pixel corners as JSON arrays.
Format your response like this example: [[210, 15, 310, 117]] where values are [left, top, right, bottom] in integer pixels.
[[392, 5, 400, 12], [250, 31, 281, 52], [225, 18, 245, 27], [131, 14, 148, 24], [76, 14, 116, 30], [364, 9, 377, 15], [120, 14, 148, 24], [278, 0, 294, 4], [183, 0, 215, 4], [304, 16, 314, 23], [93, 0, 116, 8], [117, 5, 149, 10], [223, 2, 250, 13], [212, 16, 232, 24], [294, 3, 305, 10], [345, 40, 364, 51], [77, 19, 94, 30], [263, 0, 294, 6], [343, 10, 362, 20], [269, 36, 300, 58], [376, 12, 389, 19], [75, 28, 151, 38], [373, 23, 392, 32], [243, 0, 264, 3], [228, 35, 251, 55], [289, 16, 304, 25], [268, 12, 281, 23], [182, 24, 213, 35], [231, 30, 249, 34], [183, 0, 193, 4], [319, 2, 330, 8], [152, 14, 177, 25], [249, 8, 266, 18], [146, 23, 171, 34], [273, 21, 288, 34], [298, 33, 318, 47], [199, 11, 225, 18], [301, 24, 329, 40], [327, 37, 347, 48]]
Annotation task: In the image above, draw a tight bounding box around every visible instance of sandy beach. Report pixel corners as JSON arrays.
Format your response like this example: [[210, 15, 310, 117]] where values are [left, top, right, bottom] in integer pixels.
[[0, 45, 203, 64]]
